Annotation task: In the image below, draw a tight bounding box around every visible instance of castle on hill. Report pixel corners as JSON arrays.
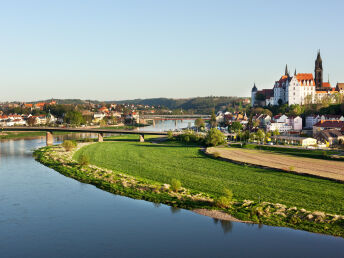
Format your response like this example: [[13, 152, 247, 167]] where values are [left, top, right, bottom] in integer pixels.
[[251, 51, 344, 107]]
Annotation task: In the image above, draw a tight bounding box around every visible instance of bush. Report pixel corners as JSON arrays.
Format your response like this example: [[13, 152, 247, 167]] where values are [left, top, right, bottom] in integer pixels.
[[215, 196, 231, 209], [62, 140, 77, 151], [167, 130, 174, 140], [170, 179, 182, 192], [79, 154, 90, 167], [214, 188, 233, 208], [205, 128, 226, 146], [176, 130, 205, 145]]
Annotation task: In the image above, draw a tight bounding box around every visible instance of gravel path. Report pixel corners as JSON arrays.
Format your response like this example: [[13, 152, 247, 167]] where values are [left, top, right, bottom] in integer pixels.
[[207, 147, 344, 182]]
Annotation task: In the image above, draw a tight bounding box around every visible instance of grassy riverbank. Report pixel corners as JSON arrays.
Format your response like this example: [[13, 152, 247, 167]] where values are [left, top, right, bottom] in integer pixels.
[[34, 138, 344, 237]]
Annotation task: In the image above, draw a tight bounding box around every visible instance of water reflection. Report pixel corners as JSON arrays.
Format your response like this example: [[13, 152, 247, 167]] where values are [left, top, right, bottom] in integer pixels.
[[213, 218, 234, 234]]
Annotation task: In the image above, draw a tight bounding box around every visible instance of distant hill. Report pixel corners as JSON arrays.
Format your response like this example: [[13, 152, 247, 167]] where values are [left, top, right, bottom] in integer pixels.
[[109, 96, 245, 114], [29, 96, 247, 114]]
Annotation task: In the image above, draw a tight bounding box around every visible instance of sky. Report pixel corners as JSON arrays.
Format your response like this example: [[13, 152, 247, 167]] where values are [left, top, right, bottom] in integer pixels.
[[0, 0, 344, 102]]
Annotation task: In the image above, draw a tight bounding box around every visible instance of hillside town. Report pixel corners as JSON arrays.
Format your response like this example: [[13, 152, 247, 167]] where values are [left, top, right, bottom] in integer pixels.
[[0, 100, 160, 128]]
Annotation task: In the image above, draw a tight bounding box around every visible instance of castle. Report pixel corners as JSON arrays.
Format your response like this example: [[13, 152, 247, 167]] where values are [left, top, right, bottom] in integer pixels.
[[251, 52, 343, 107]]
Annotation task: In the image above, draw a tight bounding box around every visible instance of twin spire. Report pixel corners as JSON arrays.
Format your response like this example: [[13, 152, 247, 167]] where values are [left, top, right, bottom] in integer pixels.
[[285, 64, 297, 77]]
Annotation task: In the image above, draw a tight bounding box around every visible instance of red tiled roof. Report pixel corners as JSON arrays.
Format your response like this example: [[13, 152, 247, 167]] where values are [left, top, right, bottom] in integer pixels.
[[322, 82, 331, 88], [314, 120, 344, 128], [295, 73, 315, 86]]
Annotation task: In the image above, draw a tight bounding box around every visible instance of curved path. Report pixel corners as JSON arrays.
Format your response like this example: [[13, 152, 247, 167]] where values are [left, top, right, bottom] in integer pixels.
[[207, 147, 344, 182]]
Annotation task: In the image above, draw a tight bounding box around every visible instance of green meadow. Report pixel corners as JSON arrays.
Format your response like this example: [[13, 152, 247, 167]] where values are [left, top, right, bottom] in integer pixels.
[[74, 139, 344, 215]]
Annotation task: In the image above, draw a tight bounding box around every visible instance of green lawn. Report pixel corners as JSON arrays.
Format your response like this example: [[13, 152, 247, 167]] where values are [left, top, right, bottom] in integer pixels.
[[74, 140, 344, 215], [230, 143, 344, 161]]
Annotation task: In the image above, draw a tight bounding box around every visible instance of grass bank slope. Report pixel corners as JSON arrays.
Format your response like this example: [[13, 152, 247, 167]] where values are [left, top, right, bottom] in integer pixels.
[[74, 141, 344, 215]]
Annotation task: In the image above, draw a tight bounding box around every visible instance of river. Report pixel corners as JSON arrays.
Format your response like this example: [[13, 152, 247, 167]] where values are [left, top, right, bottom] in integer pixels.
[[0, 122, 343, 257]]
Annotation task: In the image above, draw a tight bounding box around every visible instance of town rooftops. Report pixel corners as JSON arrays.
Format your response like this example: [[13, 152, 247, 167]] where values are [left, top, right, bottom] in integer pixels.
[[313, 120, 344, 128], [318, 129, 343, 139]]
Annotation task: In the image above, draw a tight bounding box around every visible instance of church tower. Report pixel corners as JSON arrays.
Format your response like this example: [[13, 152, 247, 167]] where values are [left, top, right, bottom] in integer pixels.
[[314, 50, 323, 88], [251, 83, 257, 107]]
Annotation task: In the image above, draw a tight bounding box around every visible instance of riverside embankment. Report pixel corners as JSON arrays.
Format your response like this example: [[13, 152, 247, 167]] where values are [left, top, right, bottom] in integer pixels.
[[34, 138, 344, 238]]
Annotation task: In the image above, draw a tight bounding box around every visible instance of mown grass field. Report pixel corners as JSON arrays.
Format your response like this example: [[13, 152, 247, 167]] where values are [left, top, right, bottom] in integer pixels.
[[74, 140, 344, 215]]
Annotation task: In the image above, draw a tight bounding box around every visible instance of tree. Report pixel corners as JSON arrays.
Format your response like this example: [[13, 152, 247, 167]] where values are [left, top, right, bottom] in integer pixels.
[[210, 109, 217, 128], [194, 118, 205, 130], [167, 130, 174, 140], [64, 111, 85, 126], [228, 121, 243, 133], [272, 129, 280, 136], [205, 128, 226, 146], [27, 116, 36, 126], [256, 129, 265, 143]]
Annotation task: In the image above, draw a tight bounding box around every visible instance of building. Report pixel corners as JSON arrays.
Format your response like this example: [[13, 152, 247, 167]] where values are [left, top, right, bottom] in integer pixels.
[[336, 83, 344, 93], [271, 135, 317, 146], [251, 52, 341, 106], [313, 120, 344, 135], [251, 83, 257, 107], [288, 73, 316, 105], [316, 129, 344, 146], [287, 116, 302, 131]]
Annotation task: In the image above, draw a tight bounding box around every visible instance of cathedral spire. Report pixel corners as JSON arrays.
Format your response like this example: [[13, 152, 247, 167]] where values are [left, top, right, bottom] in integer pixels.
[[294, 69, 297, 76], [285, 64, 289, 76], [315, 50, 323, 88]]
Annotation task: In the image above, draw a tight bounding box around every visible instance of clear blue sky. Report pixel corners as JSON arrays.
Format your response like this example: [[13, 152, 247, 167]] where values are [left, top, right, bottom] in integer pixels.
[[1, 0, 343, 102]]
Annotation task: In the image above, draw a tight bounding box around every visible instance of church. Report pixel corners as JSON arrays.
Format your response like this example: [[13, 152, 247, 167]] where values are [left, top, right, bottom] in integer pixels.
[[251, 52, 341, 107]]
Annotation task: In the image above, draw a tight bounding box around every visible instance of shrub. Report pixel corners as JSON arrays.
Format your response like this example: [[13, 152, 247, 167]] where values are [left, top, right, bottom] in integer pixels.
[[167, 130, 174, 140], [62, 140, 77, 151], [170, 179, 182, 192], [215, 196, 231, 209], [79, 154, 90, 167], [205, 128, 226, 146], [215, 188, 233, 208]]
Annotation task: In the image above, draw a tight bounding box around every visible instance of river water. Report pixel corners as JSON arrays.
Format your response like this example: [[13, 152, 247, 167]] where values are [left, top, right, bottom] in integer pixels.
[[0, 122, 343, 257]]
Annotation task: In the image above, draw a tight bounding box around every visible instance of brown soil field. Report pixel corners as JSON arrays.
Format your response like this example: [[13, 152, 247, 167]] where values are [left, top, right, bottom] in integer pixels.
[[206, 147, 344, 182]]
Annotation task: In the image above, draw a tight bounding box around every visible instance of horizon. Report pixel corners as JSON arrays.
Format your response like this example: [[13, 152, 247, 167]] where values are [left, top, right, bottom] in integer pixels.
[[1, 0, 344, 101], [0, 95, 246, 104]]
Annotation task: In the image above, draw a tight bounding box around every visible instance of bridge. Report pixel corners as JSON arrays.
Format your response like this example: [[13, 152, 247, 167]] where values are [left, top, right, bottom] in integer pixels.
[[140, 114, 210, 120], [1, 127, 169, 145]]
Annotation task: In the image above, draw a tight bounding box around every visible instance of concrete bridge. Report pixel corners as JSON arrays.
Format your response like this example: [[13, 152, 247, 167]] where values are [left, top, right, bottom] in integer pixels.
[[140, 115, 210, 120], [1, 127, 169, 145]]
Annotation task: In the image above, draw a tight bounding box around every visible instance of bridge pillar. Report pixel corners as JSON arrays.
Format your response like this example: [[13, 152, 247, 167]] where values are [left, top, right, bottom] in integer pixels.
[[153, 119, 155, 127], [98, 133, 104, 142], [46, 131, 53, 146], [139, 134, 144, 142]]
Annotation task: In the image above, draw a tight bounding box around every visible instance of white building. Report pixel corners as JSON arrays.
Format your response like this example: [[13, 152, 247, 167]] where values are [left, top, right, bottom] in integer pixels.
[[266, 122, 292, 133], [286, 116, 303, 131], [288, 74, 316, 105]]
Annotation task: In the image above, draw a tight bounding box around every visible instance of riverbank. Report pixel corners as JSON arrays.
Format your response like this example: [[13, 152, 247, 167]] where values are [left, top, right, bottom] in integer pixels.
[[34, 139, 344, 237]]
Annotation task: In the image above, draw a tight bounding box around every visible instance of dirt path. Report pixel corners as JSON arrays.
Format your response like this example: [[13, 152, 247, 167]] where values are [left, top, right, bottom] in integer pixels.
[[207, 147, 344, 182]]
